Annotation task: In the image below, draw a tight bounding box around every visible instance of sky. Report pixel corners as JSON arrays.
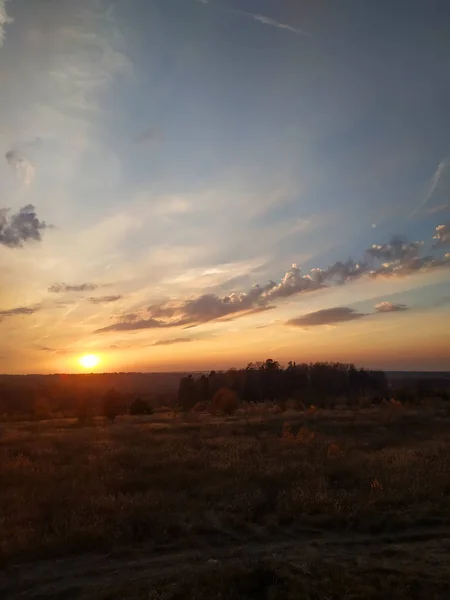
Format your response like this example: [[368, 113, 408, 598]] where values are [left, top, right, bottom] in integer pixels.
[[1, 0, 450, 374]]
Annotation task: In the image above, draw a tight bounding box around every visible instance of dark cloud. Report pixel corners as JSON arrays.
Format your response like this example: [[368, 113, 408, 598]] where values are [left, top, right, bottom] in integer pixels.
[[0, 205, 49, 248], [48, 282, 99, 293], [0, 304, 41, 319], [287, 307, 367, 328], [151, 338, 194, 346], [94, 229, 450, 333], [366, 237, 422, 262], [374, 302, 408, 313], [88, 295, 122, 304]]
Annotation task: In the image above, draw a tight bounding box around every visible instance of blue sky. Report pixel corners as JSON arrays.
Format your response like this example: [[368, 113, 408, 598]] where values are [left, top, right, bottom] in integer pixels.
[[0, 0, 449, 373]]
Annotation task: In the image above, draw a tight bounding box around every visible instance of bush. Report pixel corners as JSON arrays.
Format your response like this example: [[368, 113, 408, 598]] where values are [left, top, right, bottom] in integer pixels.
[[211, 387, 239, 415], [129, 398, 153, 416]]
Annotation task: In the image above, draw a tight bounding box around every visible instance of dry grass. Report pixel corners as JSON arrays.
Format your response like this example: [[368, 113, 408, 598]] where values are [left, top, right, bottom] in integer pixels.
[[1, 405, 450, 570]]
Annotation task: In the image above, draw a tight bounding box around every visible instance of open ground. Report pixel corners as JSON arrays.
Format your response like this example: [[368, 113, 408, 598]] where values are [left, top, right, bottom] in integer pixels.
[[1, 403, 450, 599]]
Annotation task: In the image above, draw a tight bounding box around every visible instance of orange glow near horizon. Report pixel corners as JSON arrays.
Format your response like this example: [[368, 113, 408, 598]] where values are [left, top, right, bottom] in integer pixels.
[[78, 354, 101, 370]]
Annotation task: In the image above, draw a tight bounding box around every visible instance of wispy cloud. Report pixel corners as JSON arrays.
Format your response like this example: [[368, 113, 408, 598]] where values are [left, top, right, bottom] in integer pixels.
[[48, 282, 99, 293], [0, 205, 49, 248], [287, 300, 409, 328], [194, 0, 308, 37], [287, 307, 367, 328], [411, 156, 450, 216], [425, 203, 450, 215], [0, 304, 41, 319], [88, 295, 122, 304], [238, 11, 308, 36], [0, 0, 13, 47], [151, 338, 194, 346]]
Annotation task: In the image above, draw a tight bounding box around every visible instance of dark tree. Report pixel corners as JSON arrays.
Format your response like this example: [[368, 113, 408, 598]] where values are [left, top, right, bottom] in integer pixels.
[[129, 397, 153, 416], [102, 388, 122, 423]]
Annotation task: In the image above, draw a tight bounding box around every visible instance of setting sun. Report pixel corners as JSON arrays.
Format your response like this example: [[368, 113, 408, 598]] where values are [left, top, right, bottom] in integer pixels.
[[78, 354, 101, 370]]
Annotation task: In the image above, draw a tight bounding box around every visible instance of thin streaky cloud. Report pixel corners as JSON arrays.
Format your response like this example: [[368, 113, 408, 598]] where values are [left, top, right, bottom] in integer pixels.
[[48, 282, 99, 293], [195, 1, 308, 37], [411, 156, 450, 217], [287, 307, 367, 328], [0, 304, 41, 318], [239, 11, 309, 36], [88, 295, 122, 304], [151, 338, 194, 347], [426, 203, 450, 215]]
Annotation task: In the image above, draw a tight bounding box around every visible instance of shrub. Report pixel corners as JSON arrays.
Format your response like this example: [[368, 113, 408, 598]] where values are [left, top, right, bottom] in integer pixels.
[[296, 425, 315, 446], [129, 398, 153, 416], [211, 387, 239, 415]]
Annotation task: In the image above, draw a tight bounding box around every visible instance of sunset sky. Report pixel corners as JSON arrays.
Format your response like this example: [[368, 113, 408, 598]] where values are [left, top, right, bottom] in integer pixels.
[[1, 0, 449, 374]]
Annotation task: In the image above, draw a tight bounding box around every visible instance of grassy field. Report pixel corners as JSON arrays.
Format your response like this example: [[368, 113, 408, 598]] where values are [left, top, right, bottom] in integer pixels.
[[1, 404, 450, 598]]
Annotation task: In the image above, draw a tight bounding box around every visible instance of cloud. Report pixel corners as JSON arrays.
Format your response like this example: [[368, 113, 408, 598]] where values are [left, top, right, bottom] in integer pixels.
[[411, 157, 450, 216], [287, 307, 367, 328], [244, 13, 308, 36], [94, 229, 450, 333], [374, 302, 408, 312], [88, 295, 122, 304], [426, 203, 450, 215], [5, 149, 35, 187], [151, 338, 194, 346], [0, 205, 49, 248], [48, 282, 99, 293], [0, 0, 13, 47], [95, 317, 176, 333], [195, 1, 307, 36], [433, 224, 450, 247], [0, 304, 41, 319], [366, 237, 422, 262]]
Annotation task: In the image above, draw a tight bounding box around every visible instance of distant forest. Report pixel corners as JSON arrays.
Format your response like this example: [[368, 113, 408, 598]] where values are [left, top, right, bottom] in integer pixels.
[[0, 361, 449, 420]]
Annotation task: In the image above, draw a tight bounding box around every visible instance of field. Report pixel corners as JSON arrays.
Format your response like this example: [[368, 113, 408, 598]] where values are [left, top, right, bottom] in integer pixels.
[[1, 403, 450, 599]]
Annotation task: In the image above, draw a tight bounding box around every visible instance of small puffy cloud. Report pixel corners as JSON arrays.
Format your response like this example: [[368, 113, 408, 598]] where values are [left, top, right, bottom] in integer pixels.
[[287, 307, 367, 328], [0, 304, 41, 319], [88, 295, 122, 304], [0, 0, 13, 47], [48, 282, 99, 293], [0, 205, 49, 248], [374, 302, 408, 312], [433, 224, 450, 247], [151, 338, 193, 346], [5, 149, 35, 187]]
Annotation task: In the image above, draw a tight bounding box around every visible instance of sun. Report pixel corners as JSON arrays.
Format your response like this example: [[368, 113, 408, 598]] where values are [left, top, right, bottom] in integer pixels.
[[78, 354, 101, 370]]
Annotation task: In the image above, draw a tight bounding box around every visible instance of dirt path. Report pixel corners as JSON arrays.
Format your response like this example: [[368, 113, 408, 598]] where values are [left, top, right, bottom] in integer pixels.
[[2, 525, 450, 599]]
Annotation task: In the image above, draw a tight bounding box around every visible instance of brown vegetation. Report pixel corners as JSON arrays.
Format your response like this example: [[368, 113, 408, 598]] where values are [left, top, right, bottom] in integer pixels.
[[1, 399, 450, 598]]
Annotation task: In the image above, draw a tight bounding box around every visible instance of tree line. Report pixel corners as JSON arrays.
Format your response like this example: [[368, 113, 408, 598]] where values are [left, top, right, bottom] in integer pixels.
[[177, 360, 389, 411]]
